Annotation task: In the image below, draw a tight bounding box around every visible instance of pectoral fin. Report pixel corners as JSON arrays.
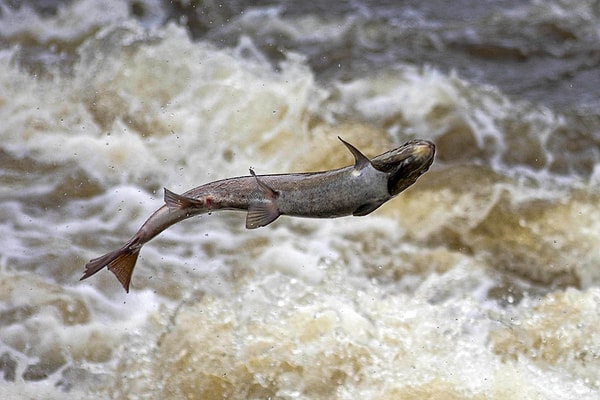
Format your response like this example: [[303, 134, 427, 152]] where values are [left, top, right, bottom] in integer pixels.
[[338, 136, 371, 171], [246, 168, 280, 229], [246, 202, 280, 229], [353, 201, 383, 216]]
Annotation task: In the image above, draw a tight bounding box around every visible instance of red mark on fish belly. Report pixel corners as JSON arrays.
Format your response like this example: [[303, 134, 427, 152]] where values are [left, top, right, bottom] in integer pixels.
[[204, 196, 214, 215]]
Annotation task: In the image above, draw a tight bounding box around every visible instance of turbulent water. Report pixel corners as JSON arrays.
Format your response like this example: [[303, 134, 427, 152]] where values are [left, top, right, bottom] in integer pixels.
[[1, 0, 600, 398]]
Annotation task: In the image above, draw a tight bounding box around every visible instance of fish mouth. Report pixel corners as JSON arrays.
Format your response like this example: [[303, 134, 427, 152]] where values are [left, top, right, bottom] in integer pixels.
[[411, 140, 436, 166], [380, 140, 436, 196]]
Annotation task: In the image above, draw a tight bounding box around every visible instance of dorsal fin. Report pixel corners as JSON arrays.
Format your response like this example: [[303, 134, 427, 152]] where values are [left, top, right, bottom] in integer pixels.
[[249, 168, 278, 199], [338, 136, 371, 171], [164, 188, 205, 209]]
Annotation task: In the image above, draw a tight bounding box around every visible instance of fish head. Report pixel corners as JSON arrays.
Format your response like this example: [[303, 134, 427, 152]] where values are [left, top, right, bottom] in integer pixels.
[[371, 140, 435, 196]]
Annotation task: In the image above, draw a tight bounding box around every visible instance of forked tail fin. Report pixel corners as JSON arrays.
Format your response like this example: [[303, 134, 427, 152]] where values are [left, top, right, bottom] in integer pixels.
[[80, 238, 141, 293]]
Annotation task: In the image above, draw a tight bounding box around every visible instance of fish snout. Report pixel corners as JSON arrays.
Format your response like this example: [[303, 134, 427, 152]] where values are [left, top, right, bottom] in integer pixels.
[[385, 140, 436, 196], [410, 140, 436, 168]]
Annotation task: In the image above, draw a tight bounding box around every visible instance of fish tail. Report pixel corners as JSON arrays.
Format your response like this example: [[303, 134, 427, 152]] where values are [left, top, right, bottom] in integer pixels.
[[80, 238, 142, 293]]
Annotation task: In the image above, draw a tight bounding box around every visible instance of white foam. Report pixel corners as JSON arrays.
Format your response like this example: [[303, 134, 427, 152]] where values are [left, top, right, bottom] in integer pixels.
[[1, 8, 600, 398], [0, 0, 130, 42]]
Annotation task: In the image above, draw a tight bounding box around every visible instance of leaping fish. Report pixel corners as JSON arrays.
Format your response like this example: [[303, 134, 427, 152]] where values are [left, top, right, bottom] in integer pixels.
[[81, 137, 435, 292]]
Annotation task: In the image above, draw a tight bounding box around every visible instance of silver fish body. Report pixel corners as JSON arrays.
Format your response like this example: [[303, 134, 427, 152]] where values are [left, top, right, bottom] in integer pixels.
[[81, 137, 435, 292]]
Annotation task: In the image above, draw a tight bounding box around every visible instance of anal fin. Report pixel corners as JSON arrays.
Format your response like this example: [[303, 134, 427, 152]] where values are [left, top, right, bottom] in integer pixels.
[[164, 188, 205, 209], [246, 202, 280, 229]]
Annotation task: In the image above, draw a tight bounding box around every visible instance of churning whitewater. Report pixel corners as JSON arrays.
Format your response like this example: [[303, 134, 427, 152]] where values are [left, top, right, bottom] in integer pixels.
[[1, 1, 600, 399]]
